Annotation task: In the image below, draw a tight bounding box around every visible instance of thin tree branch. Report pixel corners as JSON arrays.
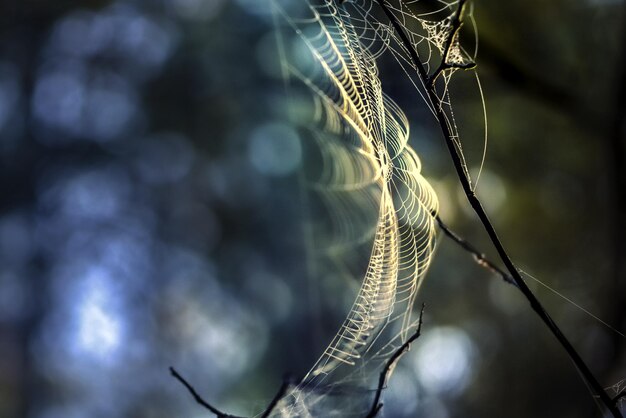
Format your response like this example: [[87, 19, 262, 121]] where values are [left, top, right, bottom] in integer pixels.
[[428, 1, 475, 86], [374, 1, 622, 416], [170, 367, 242, 418], [365, 304, 426, 418], [434, 213, 517, 287], [614, 390, 626, 406], [261, 377, 294, 418], [170, 367, 296, 418]]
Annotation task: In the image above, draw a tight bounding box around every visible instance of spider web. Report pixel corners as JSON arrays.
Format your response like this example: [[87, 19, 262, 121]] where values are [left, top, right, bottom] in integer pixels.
[[608, 379, 626, 414], [270, 0, 482, 415], [343, 0, 486, 190]]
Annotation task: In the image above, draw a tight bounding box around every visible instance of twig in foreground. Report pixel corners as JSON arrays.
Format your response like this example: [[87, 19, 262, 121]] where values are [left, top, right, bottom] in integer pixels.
[[170, 366, 242, 418], [365, 304, 426, 418]]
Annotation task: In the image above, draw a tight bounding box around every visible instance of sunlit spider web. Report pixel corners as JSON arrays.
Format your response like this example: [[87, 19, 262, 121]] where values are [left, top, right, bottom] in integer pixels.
[[270, 0, 482, 415]]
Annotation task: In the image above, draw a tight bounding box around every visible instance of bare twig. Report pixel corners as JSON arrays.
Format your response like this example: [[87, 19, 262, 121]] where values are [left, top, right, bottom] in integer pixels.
[[434, 213, 517, 287], [428, 1, 476, 86], [170, 367, 297, 418], [614, 390, 626, 406], [374, 1, 622, 416], [261, 377, 294, 418], [170, 367, 242, 418], [365, 304, 426, 418]]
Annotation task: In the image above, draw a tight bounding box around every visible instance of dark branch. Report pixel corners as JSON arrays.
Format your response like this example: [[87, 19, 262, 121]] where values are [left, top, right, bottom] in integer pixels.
[[170, 367, 242, 418], [434, 213, 517, 287], [170, 367, 297, 418], [366, 304, 426, 418], [614, 390, 626, 406], [428, 1, 475, 86], [368, 402, 383, 418], [375, 1, 623, 416], [261, 377, 295, 418]]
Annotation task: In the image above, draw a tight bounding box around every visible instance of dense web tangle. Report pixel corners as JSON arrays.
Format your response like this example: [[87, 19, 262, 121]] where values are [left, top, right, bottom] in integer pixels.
[[344, 0, 485, 188], [271, 0, 481, 415]]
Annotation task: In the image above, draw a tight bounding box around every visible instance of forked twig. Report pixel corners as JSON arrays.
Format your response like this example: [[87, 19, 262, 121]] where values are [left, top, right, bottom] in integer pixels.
[[373, 0, 622, 416], [366, 304, 426, 418], [171, 304, 425, 418], [427, 0, 476, 86], [170, 366, 295, 418]]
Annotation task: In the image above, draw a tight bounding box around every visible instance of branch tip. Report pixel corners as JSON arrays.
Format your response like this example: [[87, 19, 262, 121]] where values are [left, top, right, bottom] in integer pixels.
[[365, 304, 426, 417], [169, 366, 241, 418]]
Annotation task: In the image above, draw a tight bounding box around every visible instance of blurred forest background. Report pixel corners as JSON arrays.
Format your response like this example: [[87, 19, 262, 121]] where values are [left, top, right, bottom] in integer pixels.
[[0, 0, 624, 417]]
